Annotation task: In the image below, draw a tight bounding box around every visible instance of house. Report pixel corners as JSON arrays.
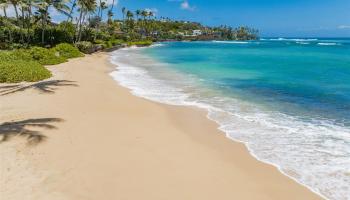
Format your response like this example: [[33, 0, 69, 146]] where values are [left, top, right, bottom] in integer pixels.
[[192, 30, 202, 36]]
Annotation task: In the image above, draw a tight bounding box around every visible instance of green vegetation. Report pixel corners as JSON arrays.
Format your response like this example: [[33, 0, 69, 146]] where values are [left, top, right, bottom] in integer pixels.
[[0, 3, 258, 48], [0, 0, 259, 83], [0, 44, 82, 83], [0, 61, 51, 83], [75, 41, 102, 54], [52, 43, 84, 59], [29, 47, 67, 65], [127, 40, 153, 47]]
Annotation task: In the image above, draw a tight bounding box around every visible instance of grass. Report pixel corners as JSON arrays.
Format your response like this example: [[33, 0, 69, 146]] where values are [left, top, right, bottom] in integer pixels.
[[0, 60, 51, 83], [0, 44, 83, 83], [0, 39, 152, 83]]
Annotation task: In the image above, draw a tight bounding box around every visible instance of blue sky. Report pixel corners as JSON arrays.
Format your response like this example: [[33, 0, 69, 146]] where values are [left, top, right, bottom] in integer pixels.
[[2, 0, 349, 37], [114, 0, 350, 37]]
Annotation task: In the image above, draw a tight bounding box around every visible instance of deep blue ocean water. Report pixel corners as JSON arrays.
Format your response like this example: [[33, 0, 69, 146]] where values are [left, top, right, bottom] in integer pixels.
[[110, 38, 350, 200]]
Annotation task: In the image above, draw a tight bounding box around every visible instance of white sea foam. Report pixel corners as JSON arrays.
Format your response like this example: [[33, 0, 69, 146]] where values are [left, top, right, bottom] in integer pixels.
[[212, 40, 249, 44], [265, 38, 318, 42], [318, 42, 340, 46], [296, 42, 310, 45], [109, 47, 350, 200], [150, 43, 165, 47]]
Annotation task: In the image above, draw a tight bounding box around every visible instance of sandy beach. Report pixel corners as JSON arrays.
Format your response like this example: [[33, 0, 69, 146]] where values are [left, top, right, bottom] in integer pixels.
[[0, 52, 322, 200]]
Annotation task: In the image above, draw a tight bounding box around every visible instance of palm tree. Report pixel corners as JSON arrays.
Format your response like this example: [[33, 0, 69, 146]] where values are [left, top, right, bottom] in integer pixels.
[[135, 9, 140, 21], [107, 0, 114, 23], [140, 9, 148, 21], [126, 10, 133, 20], [121, 6, 125, 21], [140, 10, 149, 36], [148, 11, 153, 20], [93, 0, 105, 40], [67, 0, 77, 22], [76, 0, 96, 42], [99, 0, 106, 18], [9, 0, 20, 20], [0, 0, 8, 17], [21, 0, 34, 43], [34, 0, 70, 45]]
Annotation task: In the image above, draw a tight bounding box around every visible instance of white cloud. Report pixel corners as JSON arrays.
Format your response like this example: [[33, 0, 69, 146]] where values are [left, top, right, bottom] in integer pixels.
[[144, 8, 158, 16], [105, 0, 118, 6], [338, 25, 350, 29], [168, 0, 195, 11]]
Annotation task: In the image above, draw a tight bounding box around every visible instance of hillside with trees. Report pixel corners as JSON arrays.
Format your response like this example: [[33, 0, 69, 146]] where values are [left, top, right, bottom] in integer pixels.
[[0, 0, 259, 49], [0, 1, 259, 83]]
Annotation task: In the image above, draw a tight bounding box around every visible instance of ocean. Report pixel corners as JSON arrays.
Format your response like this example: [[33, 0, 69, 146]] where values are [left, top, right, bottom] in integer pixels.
[[110, 38, 350, 200]]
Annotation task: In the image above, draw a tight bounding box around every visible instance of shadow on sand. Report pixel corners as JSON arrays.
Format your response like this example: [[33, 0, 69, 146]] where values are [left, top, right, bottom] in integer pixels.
[[0, 80, 77, 96], [0, 118, 63, 145]]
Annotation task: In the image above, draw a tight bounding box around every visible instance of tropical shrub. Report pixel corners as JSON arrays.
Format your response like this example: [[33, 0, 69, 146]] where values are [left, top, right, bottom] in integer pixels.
[[52, 43, 84, 59], [0, 50, 32, 62], [109, 39, 124, 46], [75, 41, 94, 53], [0, 60, 51, 83], [29, 47, 67, 65], [75, 41, 102, 54], [127, 40, 153, 47]]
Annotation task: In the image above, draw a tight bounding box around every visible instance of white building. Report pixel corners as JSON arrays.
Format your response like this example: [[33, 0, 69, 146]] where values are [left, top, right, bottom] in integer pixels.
[[192, 30, 202, 36]]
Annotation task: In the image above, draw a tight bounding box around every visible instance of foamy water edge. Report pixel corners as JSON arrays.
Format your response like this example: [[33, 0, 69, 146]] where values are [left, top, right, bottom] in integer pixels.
[[107, 45, 347, 200]]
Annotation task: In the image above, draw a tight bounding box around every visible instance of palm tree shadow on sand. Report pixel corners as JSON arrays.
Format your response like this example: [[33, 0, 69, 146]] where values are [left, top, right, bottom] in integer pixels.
[[0, 80, 77, 96], [0, 118, 63, 145]]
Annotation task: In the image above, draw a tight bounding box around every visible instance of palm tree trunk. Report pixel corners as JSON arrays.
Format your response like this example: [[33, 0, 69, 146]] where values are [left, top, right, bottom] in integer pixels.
[[98, 0, 101, 16], [75, 9, 83, 42], [94, 2, 101, 41], [63, 0, 77, 33], [68, 0, 77, 22], [41, 17, 45, 45], [110, 0, 114, 15], [13, 4, 19, 20], [3, 7, 7, 17], [20, 7, 25, 44], [41, 7, 48, 45], [27, 1, 32, 44], [78, 12, 86, 42]]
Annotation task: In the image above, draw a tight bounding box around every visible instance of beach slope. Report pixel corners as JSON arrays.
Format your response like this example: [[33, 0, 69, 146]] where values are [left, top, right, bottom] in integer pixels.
[[0, 53, 322, 200]]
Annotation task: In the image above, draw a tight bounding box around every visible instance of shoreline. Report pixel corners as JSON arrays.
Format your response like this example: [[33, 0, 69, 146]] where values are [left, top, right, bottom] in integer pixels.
[[0, 52, 322, 199], [109, 46, 327, 199]]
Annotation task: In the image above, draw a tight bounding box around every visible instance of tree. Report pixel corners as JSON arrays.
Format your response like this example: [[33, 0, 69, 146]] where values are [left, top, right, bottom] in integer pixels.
[[107, 0, 114, 23], [121, 6, 125, 21], [135, 9, 140, 21], [34, 0, 70, 45], [140, 9, 148, 21], [126, 10, 133, 20], [76, 0, 96, 42], [0, 0, 8, 17], [93, 0, 106, 40], [9, 0, 19, 20]]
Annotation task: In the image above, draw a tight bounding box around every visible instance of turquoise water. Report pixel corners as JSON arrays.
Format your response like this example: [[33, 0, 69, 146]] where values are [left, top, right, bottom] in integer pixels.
[[110, 38, 350, 200], [145, 40, 350, 125]]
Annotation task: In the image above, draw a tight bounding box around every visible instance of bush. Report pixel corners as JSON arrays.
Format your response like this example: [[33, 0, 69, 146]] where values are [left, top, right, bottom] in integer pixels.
[[93, 39, 108, 49], [0, 49, 32, 62], [52, 43, 83, 59], [93, 39, 124, 49], [29, 46, 67, 65], [75, 41, 102, 54], [127, 40, 153, 47], [0, 60, 51, 83], [109, 39, 124, 46]]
